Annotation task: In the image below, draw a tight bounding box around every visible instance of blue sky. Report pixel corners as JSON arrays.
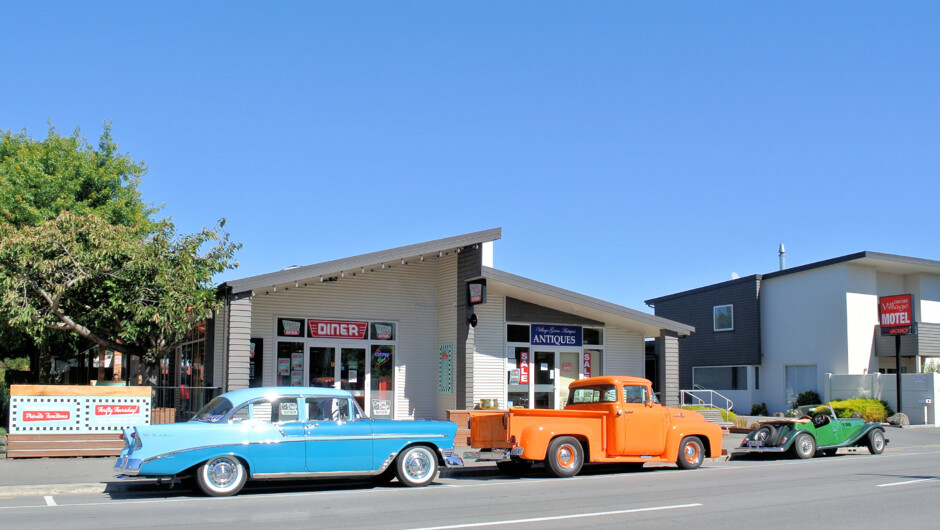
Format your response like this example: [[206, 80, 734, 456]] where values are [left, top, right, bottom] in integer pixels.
[[3, 2, 939, 311]]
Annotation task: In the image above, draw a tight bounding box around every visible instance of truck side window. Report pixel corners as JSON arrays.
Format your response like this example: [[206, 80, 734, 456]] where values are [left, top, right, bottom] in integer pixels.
[[623, 385, 647, 404]]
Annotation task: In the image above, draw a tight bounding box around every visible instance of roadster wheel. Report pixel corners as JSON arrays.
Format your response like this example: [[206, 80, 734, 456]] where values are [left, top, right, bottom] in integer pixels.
[[196, 456, 247, 496], [676, 436, 705, 469], [791, 433, 816, 459], [396, 445, 439, 487], [866, 429, 886, 455], [546, 436, 584, 477]]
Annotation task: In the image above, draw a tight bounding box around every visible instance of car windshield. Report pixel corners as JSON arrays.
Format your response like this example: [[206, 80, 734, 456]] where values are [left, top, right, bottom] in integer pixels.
[[568, 384, 618, 405], [797, 405, 829, 417], [190, 397, 236, 423]]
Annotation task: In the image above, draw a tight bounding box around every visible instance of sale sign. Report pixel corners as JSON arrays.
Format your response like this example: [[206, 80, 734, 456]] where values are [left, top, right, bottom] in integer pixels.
[[879, 294, 914, 335], [582, 351, 592, 377], [519, 351, 529, 385]]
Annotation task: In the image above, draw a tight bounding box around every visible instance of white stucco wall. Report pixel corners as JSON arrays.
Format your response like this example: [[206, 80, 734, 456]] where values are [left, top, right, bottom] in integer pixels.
[[914, 274, 940, 323], [759, 265, 851, 412]]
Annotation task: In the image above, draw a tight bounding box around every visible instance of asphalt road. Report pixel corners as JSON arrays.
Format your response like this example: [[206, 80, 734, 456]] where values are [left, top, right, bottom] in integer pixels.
[[2, 428, 939, 529]]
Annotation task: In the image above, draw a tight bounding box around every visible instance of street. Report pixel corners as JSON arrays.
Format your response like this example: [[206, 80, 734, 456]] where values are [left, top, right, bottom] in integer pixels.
[[1, 428, 938, 529]]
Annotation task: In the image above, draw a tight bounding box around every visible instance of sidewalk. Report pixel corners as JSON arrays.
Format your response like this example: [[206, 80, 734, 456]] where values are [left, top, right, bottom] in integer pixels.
[[0, 436, 743, 497]]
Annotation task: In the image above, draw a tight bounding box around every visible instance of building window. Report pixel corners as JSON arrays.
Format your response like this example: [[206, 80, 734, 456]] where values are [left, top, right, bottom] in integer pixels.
[[713, 305, 734, 332], [583, 328, 604, 345], [693, 366, 746, 390], [507, 324, 529, 343]]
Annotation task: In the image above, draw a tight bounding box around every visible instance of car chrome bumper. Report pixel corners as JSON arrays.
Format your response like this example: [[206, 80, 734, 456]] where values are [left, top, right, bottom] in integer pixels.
[[472, 449, 512, 462], [732, 446, 787, 454], [113, 455, 143, 477], [441, 447, 464, 468]]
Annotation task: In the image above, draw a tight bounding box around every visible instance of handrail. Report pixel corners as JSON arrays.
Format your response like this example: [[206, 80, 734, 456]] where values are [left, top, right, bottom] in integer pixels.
[[680, 388, 734, 413]]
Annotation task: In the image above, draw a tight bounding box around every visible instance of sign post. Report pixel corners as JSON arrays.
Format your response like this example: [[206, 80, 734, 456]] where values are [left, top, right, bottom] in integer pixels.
[[879, 294, 915, 415]]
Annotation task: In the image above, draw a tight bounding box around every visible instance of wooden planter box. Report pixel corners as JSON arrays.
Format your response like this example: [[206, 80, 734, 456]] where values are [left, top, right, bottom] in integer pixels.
[[152, 408, 177, 425]]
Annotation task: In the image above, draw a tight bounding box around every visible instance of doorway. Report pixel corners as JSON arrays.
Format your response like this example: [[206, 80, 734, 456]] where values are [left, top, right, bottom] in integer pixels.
[[508, 348, 584, 410]]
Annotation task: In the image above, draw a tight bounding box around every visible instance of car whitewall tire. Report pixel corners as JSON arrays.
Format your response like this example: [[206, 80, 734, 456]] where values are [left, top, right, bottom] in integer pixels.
[[196, 455, 247, 496], [396, 446, 439, 487]]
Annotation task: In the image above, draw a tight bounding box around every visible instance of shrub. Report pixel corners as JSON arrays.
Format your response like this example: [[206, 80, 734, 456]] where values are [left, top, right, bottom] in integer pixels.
[[750, 402, 769, 416], [795, 390, 823, 407], [828, 399, 893, 422]]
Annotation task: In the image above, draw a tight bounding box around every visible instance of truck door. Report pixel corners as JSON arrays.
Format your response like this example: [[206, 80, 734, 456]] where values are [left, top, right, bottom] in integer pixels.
[[620, 385, 667, 456]]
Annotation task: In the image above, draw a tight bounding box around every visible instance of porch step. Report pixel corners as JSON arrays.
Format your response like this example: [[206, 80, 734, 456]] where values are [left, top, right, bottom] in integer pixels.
[[698, 409, 734, 427]]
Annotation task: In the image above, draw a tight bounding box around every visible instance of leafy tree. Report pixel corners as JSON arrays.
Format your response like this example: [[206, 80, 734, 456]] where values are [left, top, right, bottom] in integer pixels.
[[0, 125, 240, 381]]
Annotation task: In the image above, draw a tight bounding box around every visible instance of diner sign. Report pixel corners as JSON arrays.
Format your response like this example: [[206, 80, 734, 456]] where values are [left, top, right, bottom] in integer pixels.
[[879, 294, 914, 335], [531, 325, 583, 346], [308, 319, 368, 339]]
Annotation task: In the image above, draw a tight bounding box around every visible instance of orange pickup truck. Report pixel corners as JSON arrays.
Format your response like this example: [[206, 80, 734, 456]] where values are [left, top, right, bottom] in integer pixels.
[[469, 375, 724, 477]]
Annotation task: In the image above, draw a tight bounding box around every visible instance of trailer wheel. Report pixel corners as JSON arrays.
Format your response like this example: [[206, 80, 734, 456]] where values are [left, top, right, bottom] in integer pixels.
[[545, 436, 583, 478]]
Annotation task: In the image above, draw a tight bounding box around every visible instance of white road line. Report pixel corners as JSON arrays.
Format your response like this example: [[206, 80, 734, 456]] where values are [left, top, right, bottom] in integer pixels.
[[44, 496, 56, 506], [407, 503, 703, 529], [876, 477, 940, 488]]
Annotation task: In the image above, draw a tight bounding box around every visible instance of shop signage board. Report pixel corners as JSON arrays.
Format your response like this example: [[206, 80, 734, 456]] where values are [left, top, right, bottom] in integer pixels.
[[531, 325, 583, 347], [582, 351, 592, 377], [9, 385, 151, 434], [308, 319, 368, 339], [520, 351, 530, 384], [438, 343, 454, 394], [879, 294, 914, 335]]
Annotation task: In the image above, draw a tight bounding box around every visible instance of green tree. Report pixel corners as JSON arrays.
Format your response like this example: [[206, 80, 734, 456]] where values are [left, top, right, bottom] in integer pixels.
[[0, 125, 239, 381]]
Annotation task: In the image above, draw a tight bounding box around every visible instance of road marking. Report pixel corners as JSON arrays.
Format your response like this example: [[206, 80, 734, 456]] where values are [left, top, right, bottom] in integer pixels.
[[876, 477, 940, 488], [408, 503, 703, 529], [44, 496, 56, 506]]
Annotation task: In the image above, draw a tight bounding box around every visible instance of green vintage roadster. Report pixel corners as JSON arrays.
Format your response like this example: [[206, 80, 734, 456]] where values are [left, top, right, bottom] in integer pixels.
[[732, 404, 888, 459]]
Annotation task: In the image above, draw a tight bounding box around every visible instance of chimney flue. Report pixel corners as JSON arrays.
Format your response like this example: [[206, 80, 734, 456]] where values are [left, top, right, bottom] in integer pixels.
[[778, 243, 786, 271]]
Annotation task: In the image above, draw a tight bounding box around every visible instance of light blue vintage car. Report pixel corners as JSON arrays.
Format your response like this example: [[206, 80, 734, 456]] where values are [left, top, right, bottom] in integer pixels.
[[114, 387, 463, 496]]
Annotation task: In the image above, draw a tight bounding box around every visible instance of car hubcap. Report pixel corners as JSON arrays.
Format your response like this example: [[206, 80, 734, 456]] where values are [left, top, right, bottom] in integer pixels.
[[557, 444, 576, 468], [208, 458, 237, 488], [874, 434, 884, 450], [405, 450, 432, 480], [799, 437, 812, 455], [685, 443, 699, 463]]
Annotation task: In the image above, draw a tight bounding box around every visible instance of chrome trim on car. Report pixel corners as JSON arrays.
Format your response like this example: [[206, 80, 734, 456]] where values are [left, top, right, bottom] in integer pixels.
[[252, 470, 382, 479], [732, 446, 787, 454], [475, 449, 512, 462], [377, 453, 398, 473], [440, 447, 464, 468]]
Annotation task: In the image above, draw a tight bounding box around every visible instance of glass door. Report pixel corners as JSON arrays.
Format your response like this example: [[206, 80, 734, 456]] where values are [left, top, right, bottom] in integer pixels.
[[507, 347, 530, 408], [308, 347, 335, 387], [276, 342, 305, 386], [558, 352, 579, 406], [533, 351, 555, 409], [340, 348, 367, 410]]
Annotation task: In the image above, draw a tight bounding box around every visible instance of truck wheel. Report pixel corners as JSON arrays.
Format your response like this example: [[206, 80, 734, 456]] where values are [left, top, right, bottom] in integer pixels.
[[496, 460, 533, 477], [791, 432, 816, 459], [676, 436, 705, 469], [545, 436, 584, 478], [866, 429, 886, 455]]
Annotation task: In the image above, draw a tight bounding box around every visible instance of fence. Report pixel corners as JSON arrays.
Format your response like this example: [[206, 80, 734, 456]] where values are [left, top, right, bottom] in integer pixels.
[[151, 386, 221, 423], [825, 373, 938, 426]]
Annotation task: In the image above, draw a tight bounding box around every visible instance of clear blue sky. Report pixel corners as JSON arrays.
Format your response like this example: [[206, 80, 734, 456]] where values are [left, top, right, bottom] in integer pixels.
[[3, 2, 939, 311]]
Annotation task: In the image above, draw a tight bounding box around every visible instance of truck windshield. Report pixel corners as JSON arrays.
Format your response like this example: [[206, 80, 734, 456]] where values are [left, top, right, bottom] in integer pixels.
[[568, 385, 618, 405]]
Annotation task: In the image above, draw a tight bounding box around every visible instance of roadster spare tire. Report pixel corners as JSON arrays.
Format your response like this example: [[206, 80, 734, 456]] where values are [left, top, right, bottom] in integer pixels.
[[752, 425, 778, 446]]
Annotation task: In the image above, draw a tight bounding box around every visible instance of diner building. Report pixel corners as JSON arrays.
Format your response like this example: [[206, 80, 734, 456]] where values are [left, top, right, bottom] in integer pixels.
[[209, 228, 693, 420]]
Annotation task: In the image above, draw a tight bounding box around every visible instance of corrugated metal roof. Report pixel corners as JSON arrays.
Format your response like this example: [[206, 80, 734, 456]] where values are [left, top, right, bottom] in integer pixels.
[[223, 228, 501, 293]]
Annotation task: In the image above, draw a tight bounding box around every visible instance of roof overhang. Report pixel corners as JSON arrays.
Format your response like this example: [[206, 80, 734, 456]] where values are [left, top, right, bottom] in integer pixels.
[[480, 267, 694, 337], [223, 228, 501, 294]]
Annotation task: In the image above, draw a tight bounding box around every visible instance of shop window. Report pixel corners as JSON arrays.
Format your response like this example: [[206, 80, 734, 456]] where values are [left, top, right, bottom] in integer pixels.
[[583, 349, 603, 378], [507, 347, 530, 408], [693, 366, 746, 390], [713, 305, 733, 332], [583, 328, 604, 345], [249, 338, 263, 388], [370, 345, 394, 419], [370, 322, 395, 341], [507, 324, 529, 343], [276, 342, 304, 386]]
